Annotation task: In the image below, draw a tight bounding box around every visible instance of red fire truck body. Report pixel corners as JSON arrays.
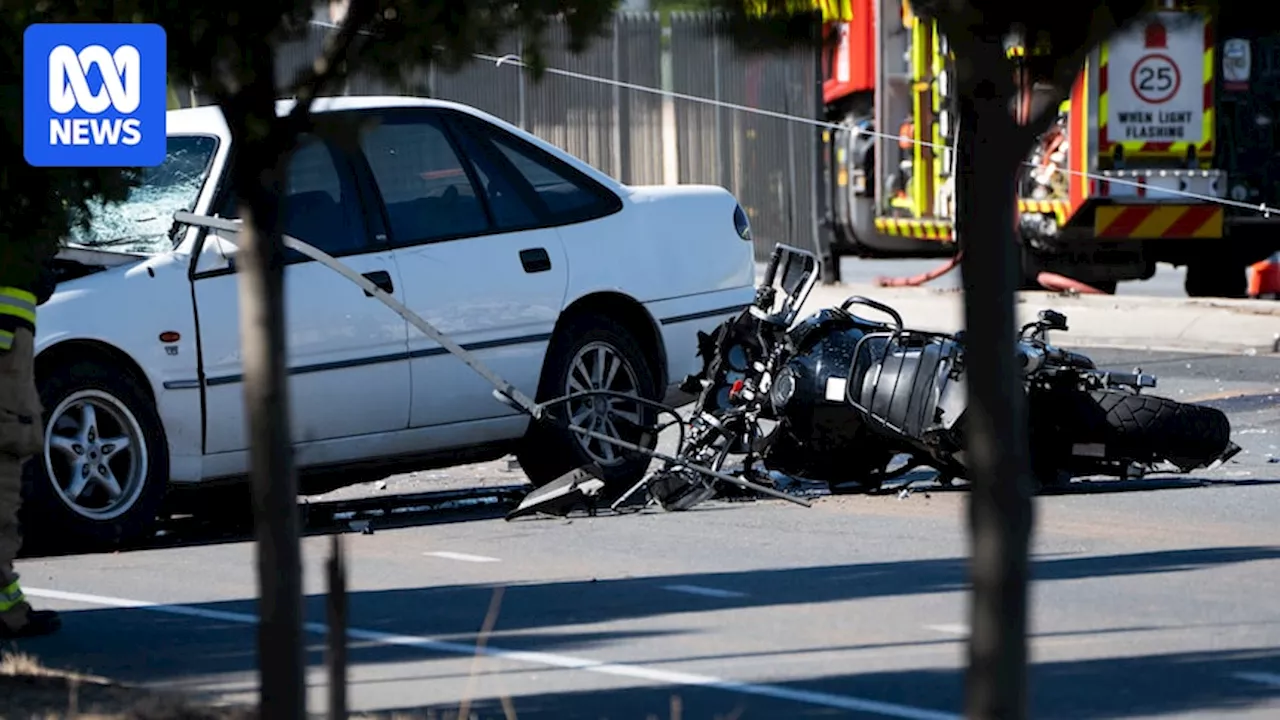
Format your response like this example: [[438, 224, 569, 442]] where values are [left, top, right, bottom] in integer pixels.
[[818, 0, 1280, 296]]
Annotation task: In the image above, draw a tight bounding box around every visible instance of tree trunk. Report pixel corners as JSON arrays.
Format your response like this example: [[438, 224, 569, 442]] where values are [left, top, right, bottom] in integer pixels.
[[223, 47, 307, 720], [955, 71, 1038, 720]]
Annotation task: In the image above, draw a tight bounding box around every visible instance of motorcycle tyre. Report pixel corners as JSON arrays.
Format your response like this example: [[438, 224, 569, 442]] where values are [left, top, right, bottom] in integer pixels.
[[1060, 390, 1232, 469]]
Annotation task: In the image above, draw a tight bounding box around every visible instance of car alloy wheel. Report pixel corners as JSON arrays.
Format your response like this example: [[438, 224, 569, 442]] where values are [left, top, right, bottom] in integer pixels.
[[564, 340, 644, 466], [43, 389, 150, 522]]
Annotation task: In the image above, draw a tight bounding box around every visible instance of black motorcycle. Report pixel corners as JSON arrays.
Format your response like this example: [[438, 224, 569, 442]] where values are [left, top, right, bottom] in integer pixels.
[[667, 244, 1240, 502]]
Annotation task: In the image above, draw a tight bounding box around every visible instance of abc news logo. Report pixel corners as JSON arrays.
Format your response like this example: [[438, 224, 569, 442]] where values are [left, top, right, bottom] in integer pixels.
[[48, 44, 144, 147], [23, 23, 167, 167]]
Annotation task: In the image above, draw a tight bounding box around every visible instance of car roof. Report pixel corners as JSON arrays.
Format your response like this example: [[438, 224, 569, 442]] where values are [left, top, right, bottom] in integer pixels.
[[166, 95, 624, 191]]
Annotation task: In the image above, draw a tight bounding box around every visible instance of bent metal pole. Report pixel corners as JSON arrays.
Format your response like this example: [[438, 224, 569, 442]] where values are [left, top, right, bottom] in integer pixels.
[[172, 212, 810, 509], [173, 212, 541, 419]]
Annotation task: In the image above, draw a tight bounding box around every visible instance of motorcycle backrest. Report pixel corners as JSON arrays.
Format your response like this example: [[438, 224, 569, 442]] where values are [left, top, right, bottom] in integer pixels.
[[845, 331, 964, 440], [752, 244, 819, 327]]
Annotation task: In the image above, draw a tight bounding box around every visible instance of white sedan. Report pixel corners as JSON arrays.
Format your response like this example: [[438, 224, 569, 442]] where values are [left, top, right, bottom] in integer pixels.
[[28, 96, 756, 548]]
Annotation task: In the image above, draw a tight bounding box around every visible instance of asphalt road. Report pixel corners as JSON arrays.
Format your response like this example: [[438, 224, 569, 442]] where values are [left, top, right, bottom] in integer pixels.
[[10, 347, 1280, 719]]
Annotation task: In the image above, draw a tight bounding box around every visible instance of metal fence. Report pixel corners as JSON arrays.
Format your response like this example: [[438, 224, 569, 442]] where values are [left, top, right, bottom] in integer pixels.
[[182, 11, 821, 261], [669, 13, 820, 263]]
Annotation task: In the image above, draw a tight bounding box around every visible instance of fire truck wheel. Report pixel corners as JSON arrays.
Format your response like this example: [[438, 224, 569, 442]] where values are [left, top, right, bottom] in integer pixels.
[[1184, 258, 1247, 298]]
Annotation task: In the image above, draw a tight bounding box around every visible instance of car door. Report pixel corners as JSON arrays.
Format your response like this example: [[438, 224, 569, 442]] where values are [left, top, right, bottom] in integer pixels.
[[352, 108, 570, 428], [192, 132, 412, 455]]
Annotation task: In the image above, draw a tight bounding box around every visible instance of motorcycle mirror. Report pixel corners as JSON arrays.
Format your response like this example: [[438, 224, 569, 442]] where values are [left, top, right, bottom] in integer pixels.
[[1038, 309, 1068, 331]]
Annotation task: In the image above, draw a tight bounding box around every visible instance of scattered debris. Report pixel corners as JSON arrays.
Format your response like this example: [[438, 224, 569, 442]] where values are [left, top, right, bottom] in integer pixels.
[[507, 466, 607, 520]]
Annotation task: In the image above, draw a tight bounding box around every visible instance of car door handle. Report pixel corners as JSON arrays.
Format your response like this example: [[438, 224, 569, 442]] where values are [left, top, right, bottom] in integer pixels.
[[520, 248, 552, 274], [361, 270, 394, 297]]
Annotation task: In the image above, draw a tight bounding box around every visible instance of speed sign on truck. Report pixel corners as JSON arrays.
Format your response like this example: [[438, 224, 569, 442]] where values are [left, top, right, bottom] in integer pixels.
[[1105, 13, 1205, 145], [1131, 53, 1181, 104]]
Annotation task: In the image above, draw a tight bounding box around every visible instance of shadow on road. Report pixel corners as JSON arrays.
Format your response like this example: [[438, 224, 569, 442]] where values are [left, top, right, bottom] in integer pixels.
[[18, 484, 530, 560], [17, 544, 1280, 707], [1038, 475, 1280, 496], [329, 646, 1280, 719], [22, 466, 1278, 561], [869, 470, 1280, 498]]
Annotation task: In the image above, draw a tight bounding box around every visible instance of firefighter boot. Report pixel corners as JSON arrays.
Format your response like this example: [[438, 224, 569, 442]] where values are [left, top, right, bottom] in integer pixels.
[[0, 326, 60, 638], [0, 453, 59, 638]]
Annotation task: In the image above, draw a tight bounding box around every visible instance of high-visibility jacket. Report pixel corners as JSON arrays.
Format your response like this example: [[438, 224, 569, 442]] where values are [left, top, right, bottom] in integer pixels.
[[0, 264, 55, 353], [0, 578, 24, 615], [0, 287, 36, 353]]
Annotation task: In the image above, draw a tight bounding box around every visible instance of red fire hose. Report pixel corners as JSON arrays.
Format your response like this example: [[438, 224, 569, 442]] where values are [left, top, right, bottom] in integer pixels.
[[874, 258, 1110, 294], [875, 252, 963, 287], [1034, 271, 1110, 294], [872, 67, 1110, 294]]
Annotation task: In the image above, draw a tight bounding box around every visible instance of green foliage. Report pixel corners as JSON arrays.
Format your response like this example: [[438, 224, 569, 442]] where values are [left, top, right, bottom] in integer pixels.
[[0, 0, 623, 282], [125, 0, 621, 102], [0, 3, 144, 288], [652, 0, 718, 10], [693, 0, 826, 51]]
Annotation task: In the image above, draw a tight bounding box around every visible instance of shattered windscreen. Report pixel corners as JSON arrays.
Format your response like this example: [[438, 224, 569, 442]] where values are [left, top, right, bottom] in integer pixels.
[[66, 134, 219, 255]]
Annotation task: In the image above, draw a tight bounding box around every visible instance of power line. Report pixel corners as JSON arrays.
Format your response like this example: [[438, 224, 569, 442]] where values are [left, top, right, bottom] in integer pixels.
[[305, 18, 1273, 217], [469, 50, 1271, 216]]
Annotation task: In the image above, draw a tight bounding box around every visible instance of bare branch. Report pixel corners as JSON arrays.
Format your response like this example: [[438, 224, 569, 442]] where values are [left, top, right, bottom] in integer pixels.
[[1023, 83, 1071, 140], [914, 0, 988, 42], [285, 0, 380, 127], [1023, 5, 1142, 142]]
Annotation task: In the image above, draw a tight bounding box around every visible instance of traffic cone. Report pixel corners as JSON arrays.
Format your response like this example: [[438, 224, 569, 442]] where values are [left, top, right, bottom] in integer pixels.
[[1247, 251, 1280, 299]]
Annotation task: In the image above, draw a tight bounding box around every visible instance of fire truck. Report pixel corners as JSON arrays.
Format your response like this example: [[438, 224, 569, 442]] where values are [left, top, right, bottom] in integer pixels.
[[818, 0, 1280, 296]]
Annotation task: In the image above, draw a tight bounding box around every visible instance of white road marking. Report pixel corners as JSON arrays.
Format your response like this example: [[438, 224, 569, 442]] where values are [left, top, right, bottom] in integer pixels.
[[24, 586, 957, 720], [1233, 671, 1280, 688], [925, 624, 970, 636], [424, 551, 500, 563], [661, 584, 747, 599]]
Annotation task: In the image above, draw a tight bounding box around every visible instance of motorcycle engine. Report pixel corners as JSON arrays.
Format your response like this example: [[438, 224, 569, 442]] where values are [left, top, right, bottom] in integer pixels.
[[760, 309, 894, 484]]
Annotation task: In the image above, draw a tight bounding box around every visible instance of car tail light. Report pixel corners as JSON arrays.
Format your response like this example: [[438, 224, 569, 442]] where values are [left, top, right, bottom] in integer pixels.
[[733, 204, 752, 242]]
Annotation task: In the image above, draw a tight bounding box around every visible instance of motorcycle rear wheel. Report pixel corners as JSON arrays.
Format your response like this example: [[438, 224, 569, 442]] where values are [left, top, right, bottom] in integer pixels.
[[1055, 390, 1232, 470]]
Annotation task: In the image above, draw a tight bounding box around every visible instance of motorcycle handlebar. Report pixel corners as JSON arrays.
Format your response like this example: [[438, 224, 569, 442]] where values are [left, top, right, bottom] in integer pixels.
[[1016, 340, 1097, 372], [1048, 347, 1097, 370], [839, 296, 904, 330]]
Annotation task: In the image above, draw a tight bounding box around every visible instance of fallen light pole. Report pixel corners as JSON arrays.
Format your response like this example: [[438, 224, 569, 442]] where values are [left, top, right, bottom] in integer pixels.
[[172, 211, 812, 516]]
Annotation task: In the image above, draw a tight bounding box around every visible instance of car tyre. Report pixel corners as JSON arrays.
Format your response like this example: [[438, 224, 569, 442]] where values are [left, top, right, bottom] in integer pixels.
[[516, 313, 660, 498], [19, 361, 169, 553]]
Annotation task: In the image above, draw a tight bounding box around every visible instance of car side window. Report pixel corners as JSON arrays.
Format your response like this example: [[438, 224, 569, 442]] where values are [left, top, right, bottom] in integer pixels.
[[283, 136, 368, 258], [447, 126, 540, 231], [482, 130, 617, 223], [359, 117, 490, 245], [217, 135, 369, 261]]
